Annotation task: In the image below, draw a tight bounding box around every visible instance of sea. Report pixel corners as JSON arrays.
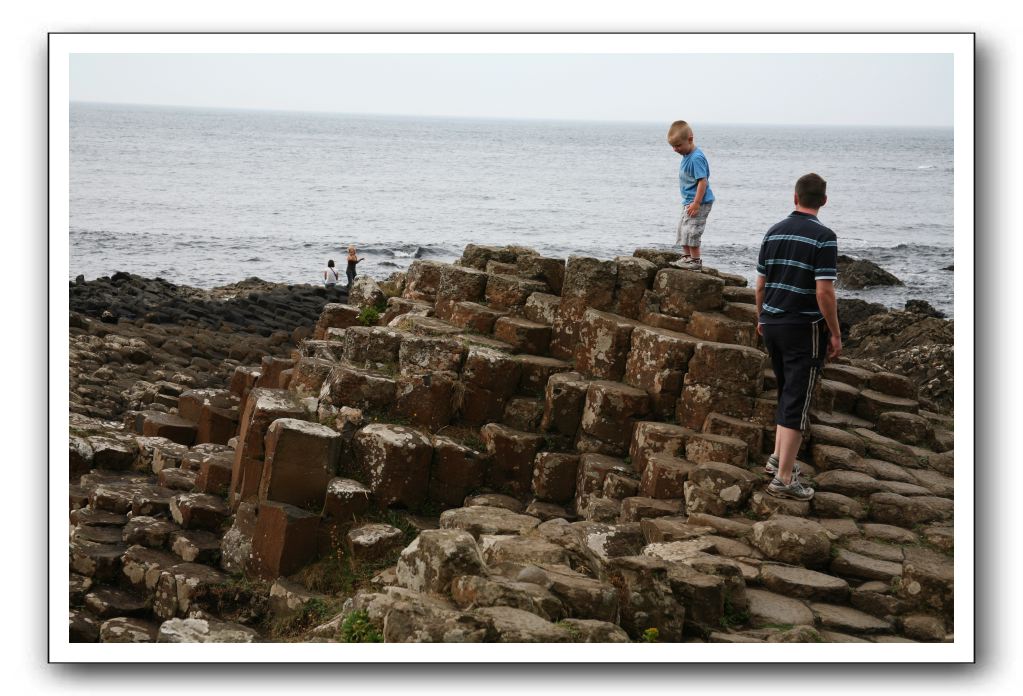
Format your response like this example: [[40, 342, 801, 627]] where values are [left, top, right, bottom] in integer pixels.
[[69, 102, 955, 316]]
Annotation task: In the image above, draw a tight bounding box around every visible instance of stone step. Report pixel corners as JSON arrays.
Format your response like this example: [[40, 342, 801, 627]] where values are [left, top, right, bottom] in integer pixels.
[[83, 587, 151, 620], [447, 301, 507, 334], [494, 316, 552, 355]]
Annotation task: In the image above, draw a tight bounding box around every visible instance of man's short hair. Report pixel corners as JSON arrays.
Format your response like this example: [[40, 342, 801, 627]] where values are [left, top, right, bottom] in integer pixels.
[[795, 173, 827, 209], [667, 120, 692, 146]]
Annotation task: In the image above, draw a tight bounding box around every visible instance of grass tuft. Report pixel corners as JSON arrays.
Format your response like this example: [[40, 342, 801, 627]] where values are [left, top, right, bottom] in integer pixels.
[[340, 610, 383, 642]]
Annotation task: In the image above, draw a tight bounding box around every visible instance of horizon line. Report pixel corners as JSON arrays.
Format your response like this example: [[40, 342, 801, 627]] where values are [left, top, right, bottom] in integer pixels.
[[70, 100, 953, 131]]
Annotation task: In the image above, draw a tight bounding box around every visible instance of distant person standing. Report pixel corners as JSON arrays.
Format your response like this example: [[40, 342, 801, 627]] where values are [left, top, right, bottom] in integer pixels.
[[345, 245, 365, 292], [667, 120, 715, 271], [323, 259, 342, 300], [755, 173, 842, 501]]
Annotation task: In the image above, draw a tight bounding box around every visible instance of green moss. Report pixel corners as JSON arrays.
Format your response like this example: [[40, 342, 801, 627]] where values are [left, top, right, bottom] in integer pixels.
[[719, 598, 751, 629], [641, 627, 660, 643], [556, 621, 583, 641], [357, 306, 380, 326], [340, 610, 383, 642], [460, 434, 485, 452], [263, 596, 346, 641]]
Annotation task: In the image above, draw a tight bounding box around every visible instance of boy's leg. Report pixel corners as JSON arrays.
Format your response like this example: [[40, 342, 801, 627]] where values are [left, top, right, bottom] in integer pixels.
[[686, 203, 712, 264]]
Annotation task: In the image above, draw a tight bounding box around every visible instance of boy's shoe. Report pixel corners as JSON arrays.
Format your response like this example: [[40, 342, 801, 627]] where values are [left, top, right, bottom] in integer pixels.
[[766, 476, 815, 501], [764, 455, 801, 478], [670, 255, 692, 268], [688, 258, 703, 271]]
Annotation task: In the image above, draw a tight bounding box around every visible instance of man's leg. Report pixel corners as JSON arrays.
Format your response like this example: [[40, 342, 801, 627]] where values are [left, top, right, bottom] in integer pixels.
[[774, 425, 803, 485], [690, 245, 701, 261]]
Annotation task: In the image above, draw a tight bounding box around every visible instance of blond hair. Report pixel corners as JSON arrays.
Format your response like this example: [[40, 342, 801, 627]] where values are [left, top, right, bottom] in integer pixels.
[[667, 120, 693, 146]]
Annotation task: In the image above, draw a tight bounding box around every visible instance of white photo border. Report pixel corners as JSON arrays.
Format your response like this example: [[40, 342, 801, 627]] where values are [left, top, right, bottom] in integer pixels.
[[49, 31, 973, 664]]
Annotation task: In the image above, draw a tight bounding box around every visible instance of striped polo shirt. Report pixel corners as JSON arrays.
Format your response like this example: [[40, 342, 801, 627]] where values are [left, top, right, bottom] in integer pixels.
[[756, 211, 838, 325]]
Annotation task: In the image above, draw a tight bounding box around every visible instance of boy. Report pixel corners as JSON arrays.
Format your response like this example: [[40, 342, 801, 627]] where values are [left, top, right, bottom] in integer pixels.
[[755, 173, 842, 501], [667, 120, 715, 271]]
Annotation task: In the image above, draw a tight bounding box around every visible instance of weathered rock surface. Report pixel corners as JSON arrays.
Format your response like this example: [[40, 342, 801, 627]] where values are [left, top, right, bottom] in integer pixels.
[[67, 251, 955, 643]]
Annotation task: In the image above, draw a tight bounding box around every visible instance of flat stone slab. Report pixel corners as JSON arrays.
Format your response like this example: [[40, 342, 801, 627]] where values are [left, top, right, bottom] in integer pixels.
[[810, 603, 893, 634], [830, 548, 903, 582], [439, 506, 541, 539], [100, 617, 159, 643], [121, 545, 180, 590], [158, 467, 199, 491], [475, 606, 572, 642], [760, 565, 850, 603], [347, 523, 406, 563], [844, 538, 905, 563], [170, 493, 230, 530], [70, 508, 127, 527], [170, 529, 222, 563], [72, 524, 125, 545], [861, 523, 919, 545], [746, 588, 814, 628], [122, 516, 180, 547], [156, 617, 260, 643], [84, 587, 150, 619]]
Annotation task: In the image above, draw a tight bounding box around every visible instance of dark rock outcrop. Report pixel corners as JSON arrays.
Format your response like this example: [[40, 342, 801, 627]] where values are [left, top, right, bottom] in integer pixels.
[[836, 256, 903, 289]]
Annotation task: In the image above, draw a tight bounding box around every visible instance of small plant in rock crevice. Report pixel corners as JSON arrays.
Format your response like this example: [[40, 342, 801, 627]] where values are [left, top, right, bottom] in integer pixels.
[[357, 306, 380, 326], [340, 610, 383, 643]]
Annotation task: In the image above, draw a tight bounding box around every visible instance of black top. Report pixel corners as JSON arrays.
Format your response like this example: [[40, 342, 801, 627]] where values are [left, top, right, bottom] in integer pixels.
[[346, 258, 359, 274], [756, 211, 838, 325]]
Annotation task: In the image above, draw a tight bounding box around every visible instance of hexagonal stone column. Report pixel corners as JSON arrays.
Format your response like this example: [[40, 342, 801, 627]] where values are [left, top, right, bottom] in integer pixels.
[[579, 380, 650, 455], [480, 423, 544, 499], [396, 529, 487, 594], [572, 309, 642, 382], [351, 424, 433, 508], [652, 268, 725, 319], [229, 388, 306, 508], [258, 418, 341, 511], [248, 501, 319, 580]]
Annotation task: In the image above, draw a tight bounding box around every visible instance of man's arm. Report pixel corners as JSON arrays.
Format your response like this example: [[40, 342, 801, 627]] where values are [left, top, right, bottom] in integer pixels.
[[754, 274, 766, 336], [815, 280, 842, 359]]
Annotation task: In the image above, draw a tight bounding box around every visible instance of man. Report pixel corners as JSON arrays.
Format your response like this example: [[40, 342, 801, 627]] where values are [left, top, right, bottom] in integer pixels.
[[755, 173, 842, 500]]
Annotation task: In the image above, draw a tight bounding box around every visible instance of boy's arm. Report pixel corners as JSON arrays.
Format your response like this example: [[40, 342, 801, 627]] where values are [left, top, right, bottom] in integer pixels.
[[686, 153, 710, 216], [687, 179, 708, 216]]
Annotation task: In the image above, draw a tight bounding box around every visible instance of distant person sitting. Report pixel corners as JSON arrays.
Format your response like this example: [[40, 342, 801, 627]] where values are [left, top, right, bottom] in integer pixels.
[[346, 245, 364, 292], [324, 259, 342, 299], [667, 120, 715, 271]]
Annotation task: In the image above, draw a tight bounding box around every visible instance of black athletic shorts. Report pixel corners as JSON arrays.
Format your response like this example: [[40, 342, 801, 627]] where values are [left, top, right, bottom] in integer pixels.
[[761, 319, 829, 431]]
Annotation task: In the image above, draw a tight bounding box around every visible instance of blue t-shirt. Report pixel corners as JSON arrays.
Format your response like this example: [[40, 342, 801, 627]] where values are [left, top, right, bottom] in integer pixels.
[[679, 147, 715, 205]]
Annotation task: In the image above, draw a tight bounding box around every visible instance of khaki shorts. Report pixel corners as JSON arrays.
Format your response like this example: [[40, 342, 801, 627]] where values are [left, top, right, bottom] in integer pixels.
[[676, 201, 713, 247]]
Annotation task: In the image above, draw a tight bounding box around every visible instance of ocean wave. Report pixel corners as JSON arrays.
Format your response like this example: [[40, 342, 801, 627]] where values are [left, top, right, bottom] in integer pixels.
[[355, 242, 459, 259]]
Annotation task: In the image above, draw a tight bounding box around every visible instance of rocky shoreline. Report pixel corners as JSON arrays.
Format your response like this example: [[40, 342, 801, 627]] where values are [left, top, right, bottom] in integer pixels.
[[67, 246, 954, 644]]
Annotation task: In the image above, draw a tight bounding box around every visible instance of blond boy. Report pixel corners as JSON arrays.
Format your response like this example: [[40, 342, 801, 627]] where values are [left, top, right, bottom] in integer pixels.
[[667, 120, 715, 270]]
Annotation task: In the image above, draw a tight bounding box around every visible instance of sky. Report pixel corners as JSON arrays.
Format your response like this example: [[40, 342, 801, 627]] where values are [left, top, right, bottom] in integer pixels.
[[69, 53, 953, 128]]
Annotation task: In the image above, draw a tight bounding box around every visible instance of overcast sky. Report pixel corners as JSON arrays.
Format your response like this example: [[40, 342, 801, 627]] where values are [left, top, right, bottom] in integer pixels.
[[70, 53, 953, 127]]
